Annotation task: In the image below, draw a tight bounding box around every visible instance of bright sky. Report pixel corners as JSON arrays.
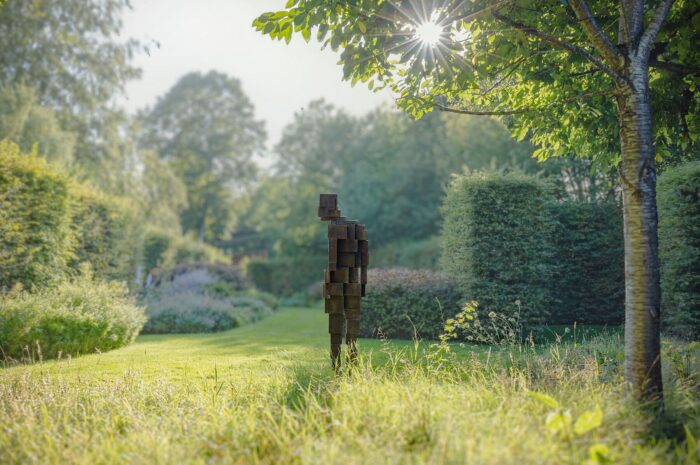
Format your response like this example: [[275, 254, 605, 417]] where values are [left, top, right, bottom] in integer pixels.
[[120, 0, 394, 149]]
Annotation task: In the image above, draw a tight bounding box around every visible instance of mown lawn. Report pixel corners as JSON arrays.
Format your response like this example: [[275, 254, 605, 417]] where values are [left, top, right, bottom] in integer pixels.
[[1, 306, 698, 465]]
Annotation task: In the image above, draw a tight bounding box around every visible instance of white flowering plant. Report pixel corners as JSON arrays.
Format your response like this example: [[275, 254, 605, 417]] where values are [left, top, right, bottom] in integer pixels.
[[439, 300, 522, 346]]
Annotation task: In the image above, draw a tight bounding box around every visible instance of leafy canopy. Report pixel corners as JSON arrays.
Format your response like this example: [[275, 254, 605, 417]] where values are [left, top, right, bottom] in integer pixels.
[[254, 0, 700, 167], [138, 71, 266, 241]]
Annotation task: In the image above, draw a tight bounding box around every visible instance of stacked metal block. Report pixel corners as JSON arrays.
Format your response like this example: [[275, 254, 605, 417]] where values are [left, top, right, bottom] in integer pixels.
[[318, 194, 369, 370]]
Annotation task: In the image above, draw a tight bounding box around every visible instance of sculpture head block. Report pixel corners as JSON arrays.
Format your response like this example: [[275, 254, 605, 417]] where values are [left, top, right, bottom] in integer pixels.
[[318, 193, 341, 221]]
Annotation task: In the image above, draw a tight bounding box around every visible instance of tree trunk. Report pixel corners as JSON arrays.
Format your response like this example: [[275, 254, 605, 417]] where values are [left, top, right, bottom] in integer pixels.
[[616, 57, 663, 401]]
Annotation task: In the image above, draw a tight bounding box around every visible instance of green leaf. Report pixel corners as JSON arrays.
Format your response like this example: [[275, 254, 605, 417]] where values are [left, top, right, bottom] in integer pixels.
[[527, 390, 559, 408], [684, 425, 697, 453], [516, 126, 529, 142], [574, 406, 603, 435], [293, 13, 306, 26], [587, 443, 610, 463], [545, 411, 572, 434], [358, 21, 367, 33], [301, 27, 311, 42]]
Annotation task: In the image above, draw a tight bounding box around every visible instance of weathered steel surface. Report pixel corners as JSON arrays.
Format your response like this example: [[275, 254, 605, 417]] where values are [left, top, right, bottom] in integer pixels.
[[318, 194, 369, 371]]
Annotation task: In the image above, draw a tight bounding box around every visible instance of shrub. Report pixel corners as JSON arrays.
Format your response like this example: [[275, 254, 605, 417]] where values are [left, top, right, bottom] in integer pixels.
[[441, 172, 556, 326], [551, 200, 625, 324], [0, 141, 73, 290], [142, 228, 176, 273], [151, 263, 246, 291], [0, 267, 145, 361], [141, 290, 273, 334], [372, 237, 441, 270], [360, 268, 463, 340], [204, 283, 279, 310], [69, 184, 140, 282], [439, 301, 522, 346], [658, 161, 700, 338], [162, 236, 229, 267], [246, 255, 326, 296]]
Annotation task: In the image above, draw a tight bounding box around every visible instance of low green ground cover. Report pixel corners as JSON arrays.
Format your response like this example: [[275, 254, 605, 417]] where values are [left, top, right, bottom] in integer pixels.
[[1, 306, 698, 465]]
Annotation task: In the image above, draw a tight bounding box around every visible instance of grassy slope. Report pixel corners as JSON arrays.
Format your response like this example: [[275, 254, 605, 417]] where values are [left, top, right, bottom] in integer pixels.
[[0, 306, 698, 465]]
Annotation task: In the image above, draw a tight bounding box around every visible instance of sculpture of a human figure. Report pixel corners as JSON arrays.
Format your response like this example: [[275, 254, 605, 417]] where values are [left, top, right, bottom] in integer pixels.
[[318, 194, 368, 370]]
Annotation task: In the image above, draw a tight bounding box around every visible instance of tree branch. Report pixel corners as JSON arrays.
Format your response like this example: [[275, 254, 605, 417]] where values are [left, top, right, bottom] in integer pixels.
[[435, 103, 528, 116], [620, 0, 645, 46], [432, 90, 615, 116], [450, 0, 510, 24], [492, 11, 628, 85], [568, 0, 623, 67], [650, 59, 700, 76], [638, 0, 676, 58]]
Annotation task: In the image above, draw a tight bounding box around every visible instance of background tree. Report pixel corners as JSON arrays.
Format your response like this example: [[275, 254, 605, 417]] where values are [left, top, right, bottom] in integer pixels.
[[0, 84, 75, 165], [0, 0, 141, 173], [134, 150, 189, 234], [139, 71, 266, 242], [255, 0, 700, 401], [274, 99, 360, 180]]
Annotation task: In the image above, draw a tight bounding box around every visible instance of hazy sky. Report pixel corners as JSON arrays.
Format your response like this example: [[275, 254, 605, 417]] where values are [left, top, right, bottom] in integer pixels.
[[121, 0, 394, 148]]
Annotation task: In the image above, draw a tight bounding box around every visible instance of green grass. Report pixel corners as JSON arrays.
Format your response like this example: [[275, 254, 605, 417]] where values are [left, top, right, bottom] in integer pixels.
[[1, 306, 698, 465]]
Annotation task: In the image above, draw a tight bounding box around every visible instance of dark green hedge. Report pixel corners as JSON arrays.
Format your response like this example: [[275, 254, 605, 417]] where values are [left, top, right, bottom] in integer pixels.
[[142, 229, 175, 273], [0, 141, 73, 290], [360, 268, 463, 340], [658, 161, 700, 338], [372, 236, 441, 270], [246, 255, 325, 296], [551, 200, 624, 324], [441, 173, 556, 326]]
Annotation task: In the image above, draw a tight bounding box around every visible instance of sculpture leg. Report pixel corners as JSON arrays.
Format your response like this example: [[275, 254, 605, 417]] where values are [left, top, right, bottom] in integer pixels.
[[329, 313, 345, 371], [345, 309, 360, 364], [330, 333, 343, 371]]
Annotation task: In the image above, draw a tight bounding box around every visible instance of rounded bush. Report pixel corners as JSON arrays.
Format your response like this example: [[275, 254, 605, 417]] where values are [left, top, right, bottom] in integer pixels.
[[141, 291, 273, 334], [0, 269, 146, 361], [360, 268, 463, 340]]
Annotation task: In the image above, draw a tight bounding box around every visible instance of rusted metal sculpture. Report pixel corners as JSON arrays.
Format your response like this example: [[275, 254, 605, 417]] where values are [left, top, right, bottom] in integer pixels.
[[318, 194, 368, 370]]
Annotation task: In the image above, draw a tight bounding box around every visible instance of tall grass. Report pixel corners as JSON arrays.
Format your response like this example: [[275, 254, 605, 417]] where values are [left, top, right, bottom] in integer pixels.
[[0, 321, 697, 465]]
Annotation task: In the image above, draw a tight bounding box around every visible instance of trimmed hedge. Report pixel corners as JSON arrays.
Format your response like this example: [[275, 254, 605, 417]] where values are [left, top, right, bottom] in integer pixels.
[[0, 141, 73, 290], [246, 255, 326, 296], [658, 161, 700, 338], [551, 200, 625, 324], [360, 268, 463, 340], [0, 268, 145, 361], [70, 184, 140, 282], [441, 173, 556, 326], [0, 141, 141, 290]]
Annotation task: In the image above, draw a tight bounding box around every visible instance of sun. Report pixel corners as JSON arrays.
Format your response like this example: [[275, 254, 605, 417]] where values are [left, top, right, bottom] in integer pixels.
[[415, 19, 444, 46]]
